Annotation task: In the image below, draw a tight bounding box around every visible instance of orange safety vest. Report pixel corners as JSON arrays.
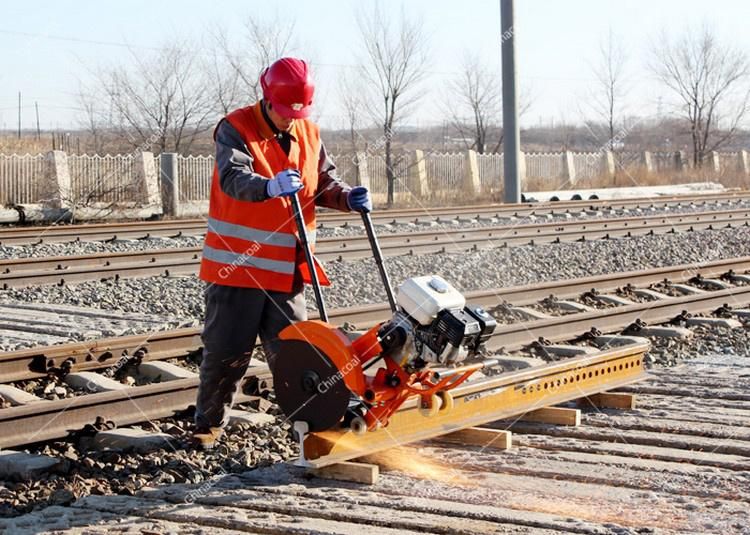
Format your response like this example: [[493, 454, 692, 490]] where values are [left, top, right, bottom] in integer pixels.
[[199, 102, 330, 292]]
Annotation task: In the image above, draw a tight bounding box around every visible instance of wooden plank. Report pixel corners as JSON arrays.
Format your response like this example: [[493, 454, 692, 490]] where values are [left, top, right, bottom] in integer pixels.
[[514, 433, 750, 471], [146, 475, 621, 534], [301, 343, 648, 468], [420, 444, 750, 503], [437, 427, 512, 450], [309, 461, 379, 485], [579, 392, 636, 410], [620, 384, 750, 402], [500, 421, 750, 457], [520, 407, 580, 426]]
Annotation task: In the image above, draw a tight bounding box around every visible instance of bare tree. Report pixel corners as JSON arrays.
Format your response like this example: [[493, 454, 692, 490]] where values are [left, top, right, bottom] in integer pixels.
[[581, 30, 629, 181], [89, 41, 215, 154], [650, 25, 750, 167], [357, 4, 429, 206], [207, 44, 245, 116], [445, 53, 501, 154], [588, 30, 628, 146], [212, 15, 297, 106], [445, 52, 533, 155], [339, 72, 370, 185], [77, 86, 107, 154], [339, 72, 368, 153]]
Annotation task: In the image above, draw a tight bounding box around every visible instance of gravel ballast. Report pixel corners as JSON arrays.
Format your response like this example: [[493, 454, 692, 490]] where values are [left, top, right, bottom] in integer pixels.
[[0, 323, 748, 519], [2, 226, 748, 327], [1, 214, 749, 527], [0, 409, 294, 518], [0, 199, 745, 261]]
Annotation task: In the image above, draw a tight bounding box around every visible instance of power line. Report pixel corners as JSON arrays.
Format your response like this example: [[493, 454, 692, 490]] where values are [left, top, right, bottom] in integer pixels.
[[0, 26, 629, 81], [0, 28, 164, 52]]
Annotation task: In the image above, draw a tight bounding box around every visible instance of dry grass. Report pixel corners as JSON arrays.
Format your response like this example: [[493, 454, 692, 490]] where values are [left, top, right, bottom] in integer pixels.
[[0, 136, 50, 155], [527, 167, 748, 194], [580, 168, 748, 190], [3, 136, 748, 210], [383, 167, 749, 207]]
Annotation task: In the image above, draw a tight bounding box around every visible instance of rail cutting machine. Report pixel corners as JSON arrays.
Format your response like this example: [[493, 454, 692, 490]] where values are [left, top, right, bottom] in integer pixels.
[[273, 194, 497, 435]]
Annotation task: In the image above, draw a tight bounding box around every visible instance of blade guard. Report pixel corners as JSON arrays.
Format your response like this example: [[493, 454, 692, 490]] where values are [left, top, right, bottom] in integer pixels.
[[278, 320, 365, 395]]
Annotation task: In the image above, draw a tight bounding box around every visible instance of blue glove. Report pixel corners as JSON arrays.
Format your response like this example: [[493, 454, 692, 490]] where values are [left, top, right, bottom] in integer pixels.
[[347, 186, 372, 213], [266, 169, 302, 198]]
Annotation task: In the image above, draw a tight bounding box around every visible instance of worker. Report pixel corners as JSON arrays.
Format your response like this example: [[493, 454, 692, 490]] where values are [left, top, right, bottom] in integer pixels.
[[193, 57, 372, 448]]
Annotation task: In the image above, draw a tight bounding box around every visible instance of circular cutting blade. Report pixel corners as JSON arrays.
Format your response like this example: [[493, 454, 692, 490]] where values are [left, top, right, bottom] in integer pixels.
[[273, 339, 352, 432]]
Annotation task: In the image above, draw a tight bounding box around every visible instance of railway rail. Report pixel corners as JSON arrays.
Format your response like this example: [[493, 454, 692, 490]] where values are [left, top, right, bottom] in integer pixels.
[[0, 256, 748, 451], [0, 190, 746, 246], [2, 255, 749, 383], [1, 207, 749, 288], [1, 251, 749, 533], [2, 347, 748, 533]]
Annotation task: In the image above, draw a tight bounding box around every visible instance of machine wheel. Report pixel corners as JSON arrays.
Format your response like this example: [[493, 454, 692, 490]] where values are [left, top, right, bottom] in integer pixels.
[[350, 416, 368, 435], [419, 394, 442, 417], [436, 390, 454, 412]]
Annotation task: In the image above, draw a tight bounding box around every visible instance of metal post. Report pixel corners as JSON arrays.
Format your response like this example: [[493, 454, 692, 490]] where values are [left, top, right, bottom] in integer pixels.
[[291, 193, 328, 322], [35, 102, 41, 140], [361, 211, 397, 312], [501, 0, 521, 203]]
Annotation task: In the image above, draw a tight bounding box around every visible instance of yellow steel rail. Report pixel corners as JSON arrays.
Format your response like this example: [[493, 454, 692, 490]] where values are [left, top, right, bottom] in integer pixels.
[[297, 339, 649, 468]]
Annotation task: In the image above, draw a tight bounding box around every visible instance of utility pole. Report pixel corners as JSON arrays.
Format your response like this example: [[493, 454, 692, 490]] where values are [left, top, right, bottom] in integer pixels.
[[35, 102, 41, 140], [500, 0, 521, 203], [17, 91, 21, 139]]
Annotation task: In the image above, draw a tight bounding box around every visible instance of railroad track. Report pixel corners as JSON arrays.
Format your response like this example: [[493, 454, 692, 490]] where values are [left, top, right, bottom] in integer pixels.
[[1, 348, 748, 533], [3, 255, 749, 383], [0, 190, 747, 245], [2, 207, 749, 287], [1, 256, 749, 533], [0, 256, 749, 450]]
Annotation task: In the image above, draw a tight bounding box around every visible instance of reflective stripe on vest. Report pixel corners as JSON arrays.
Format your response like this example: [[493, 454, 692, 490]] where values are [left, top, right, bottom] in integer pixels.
[[207, 216, 316, 247], [207, 216, 296, 248], [201, 244, 295, 275]]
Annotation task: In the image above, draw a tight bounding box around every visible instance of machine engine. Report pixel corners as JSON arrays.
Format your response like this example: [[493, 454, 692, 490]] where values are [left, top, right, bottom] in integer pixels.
[[276, 202, 501, 435], [378, 275, 496, 369]]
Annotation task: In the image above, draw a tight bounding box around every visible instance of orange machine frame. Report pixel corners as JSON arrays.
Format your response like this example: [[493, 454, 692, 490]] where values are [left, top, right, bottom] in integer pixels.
[[279, 320, 481, 431]]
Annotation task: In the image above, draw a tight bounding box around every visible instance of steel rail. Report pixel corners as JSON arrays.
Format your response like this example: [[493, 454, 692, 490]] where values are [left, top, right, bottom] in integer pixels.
[[0, 365, 270, 449], [485, 285, 750, 352], [2, 256, 748, 382], [0, 191, 746, 245], [2, 271, 747, 448], [0, 340, 650, 451], [0, 346, 646, 455], [0, 327, 202, 383], [2, 208, 748, 288], [300, 341, 649, 467]]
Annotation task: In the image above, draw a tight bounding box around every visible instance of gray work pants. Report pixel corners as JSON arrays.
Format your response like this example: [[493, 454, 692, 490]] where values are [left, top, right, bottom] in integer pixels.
[[194, 282, 307, 429]]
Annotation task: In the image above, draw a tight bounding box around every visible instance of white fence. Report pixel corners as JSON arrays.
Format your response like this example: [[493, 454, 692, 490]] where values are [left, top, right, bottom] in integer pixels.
[[477, 153, 503, 190], [424, 152, 464, 191], [526, 152, 565, 181], [177, 154, 214, 201], [2, 148, 750, 211], [68, 154, 140, 204], [364, 152, 413, 194], [0, 153, 46, 204]]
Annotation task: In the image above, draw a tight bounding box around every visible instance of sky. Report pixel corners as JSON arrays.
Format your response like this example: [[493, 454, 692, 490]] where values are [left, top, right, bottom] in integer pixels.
[[1, 0, 750, 132]]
